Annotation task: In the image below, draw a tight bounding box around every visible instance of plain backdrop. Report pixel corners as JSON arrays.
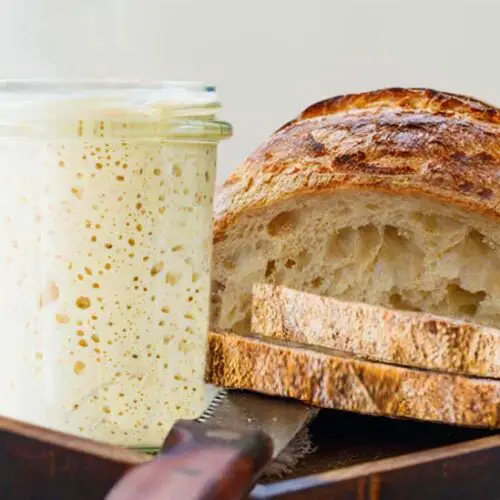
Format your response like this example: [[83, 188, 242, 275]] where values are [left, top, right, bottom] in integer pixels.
[[0, 0, 499, 182]]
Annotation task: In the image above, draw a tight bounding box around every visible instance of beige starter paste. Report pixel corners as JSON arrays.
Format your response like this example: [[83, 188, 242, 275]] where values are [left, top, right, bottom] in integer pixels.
[[0, 100, 219, 447]]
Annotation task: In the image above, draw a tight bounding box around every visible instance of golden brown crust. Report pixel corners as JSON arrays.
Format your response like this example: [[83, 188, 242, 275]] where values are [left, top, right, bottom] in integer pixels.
[[252, 284, 500, 378], [214, 88, 500, 243], [285, 88, 500, 127], [206, 330, 500, 428]]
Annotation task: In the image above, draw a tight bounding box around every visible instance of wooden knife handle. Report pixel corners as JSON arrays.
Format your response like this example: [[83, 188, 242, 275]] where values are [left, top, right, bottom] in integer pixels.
[[106, 419, 273, 500]]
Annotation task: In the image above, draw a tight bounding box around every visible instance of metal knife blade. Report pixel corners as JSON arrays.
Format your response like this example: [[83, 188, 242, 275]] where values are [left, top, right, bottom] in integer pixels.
[[108, 390, 317, 499], [196, 389, 318, 459]]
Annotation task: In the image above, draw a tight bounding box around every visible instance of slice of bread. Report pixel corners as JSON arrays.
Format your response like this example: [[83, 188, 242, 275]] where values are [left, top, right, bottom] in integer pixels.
[[206, 330, 500, 428], [210, 88, 500, 336], [252, 284, 500, 378]]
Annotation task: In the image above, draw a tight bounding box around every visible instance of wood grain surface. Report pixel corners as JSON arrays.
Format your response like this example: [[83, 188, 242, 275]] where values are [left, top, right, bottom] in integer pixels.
[[107, 419, 272, 500], [0, 415, 146, 500], [0, 403, 498, 499]]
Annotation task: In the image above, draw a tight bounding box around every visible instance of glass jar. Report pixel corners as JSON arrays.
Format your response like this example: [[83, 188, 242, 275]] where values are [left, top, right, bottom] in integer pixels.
[[0, 80, 231, 448]]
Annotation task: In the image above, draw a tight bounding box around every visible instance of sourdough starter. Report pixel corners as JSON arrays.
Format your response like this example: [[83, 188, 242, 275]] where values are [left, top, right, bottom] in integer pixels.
[[0, 102, 221, 446]]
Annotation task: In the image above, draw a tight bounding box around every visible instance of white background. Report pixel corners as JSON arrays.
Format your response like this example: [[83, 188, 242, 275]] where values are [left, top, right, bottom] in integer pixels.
[[0, 0, 499, 181]]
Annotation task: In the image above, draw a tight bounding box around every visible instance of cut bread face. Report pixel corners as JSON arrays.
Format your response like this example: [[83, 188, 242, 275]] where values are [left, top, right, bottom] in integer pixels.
[[211, 191, 500, 335], [252, 284, 500, 378], [207, 330, 500, 428]]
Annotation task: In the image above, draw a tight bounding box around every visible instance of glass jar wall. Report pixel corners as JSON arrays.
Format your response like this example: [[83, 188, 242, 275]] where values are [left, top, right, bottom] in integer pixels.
[[0, 81, 231, 447]]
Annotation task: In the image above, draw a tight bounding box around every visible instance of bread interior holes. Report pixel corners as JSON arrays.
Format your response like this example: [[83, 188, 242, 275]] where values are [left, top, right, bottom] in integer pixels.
[[232, 313, 251, 335], [389, 292, 421, 312], [295, 249, 311, 270], [327, 227, 358, 259], [212, 193, 500, 332], [267, 210, 299, 237], [265, 260, 276, 278], [445, 284, 486, 316]]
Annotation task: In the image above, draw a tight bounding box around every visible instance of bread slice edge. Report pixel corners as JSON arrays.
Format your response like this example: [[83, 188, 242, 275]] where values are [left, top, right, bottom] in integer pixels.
[[251, 284, 500, 378], [206, 330, 500, 428]]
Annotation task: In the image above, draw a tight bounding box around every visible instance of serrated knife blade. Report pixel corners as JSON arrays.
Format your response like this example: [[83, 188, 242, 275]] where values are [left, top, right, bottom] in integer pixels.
[[107, 389, 318, 500], [196, 389, 318, 459]]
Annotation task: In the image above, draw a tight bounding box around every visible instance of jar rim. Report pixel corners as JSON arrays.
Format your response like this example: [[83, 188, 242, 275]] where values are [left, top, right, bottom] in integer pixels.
[[0, 79, 232, 140], [0, 79, 220, 111], [0, 79, 215, 91]]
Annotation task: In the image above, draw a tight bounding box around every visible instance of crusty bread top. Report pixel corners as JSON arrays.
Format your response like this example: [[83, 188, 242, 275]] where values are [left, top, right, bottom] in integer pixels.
[[214, 88, 500, 242], [283, 88, 500, 127]]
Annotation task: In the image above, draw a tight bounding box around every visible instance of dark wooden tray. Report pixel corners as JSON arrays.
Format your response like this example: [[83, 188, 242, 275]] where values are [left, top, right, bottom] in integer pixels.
[[1, 409, 499, 499], [252, 410, 500, 499]]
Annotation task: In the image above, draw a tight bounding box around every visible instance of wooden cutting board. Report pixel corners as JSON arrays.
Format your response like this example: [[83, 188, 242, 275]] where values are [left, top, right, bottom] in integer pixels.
[[0, 415, 147, 499], [252, 410, 500, 499], [1, 408, 499, 499]]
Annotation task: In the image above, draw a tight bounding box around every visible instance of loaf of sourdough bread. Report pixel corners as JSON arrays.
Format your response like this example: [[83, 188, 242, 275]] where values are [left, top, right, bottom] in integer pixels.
[[210, 88, 500, 335], [252, 284, 500, 378], [206, 330, 500, 428]]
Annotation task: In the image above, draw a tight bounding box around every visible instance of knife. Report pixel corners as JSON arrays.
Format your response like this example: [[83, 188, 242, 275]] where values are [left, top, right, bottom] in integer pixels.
[[106, 390, 318, 500]]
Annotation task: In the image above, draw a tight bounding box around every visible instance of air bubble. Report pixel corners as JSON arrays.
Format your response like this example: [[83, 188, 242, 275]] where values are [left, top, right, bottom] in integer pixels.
[[75, 296, 91, 309], [56, 314, 70, 324], [166, 273, 179, 285], [74, 361, 86, 375], [150, 261, 164, 277]]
